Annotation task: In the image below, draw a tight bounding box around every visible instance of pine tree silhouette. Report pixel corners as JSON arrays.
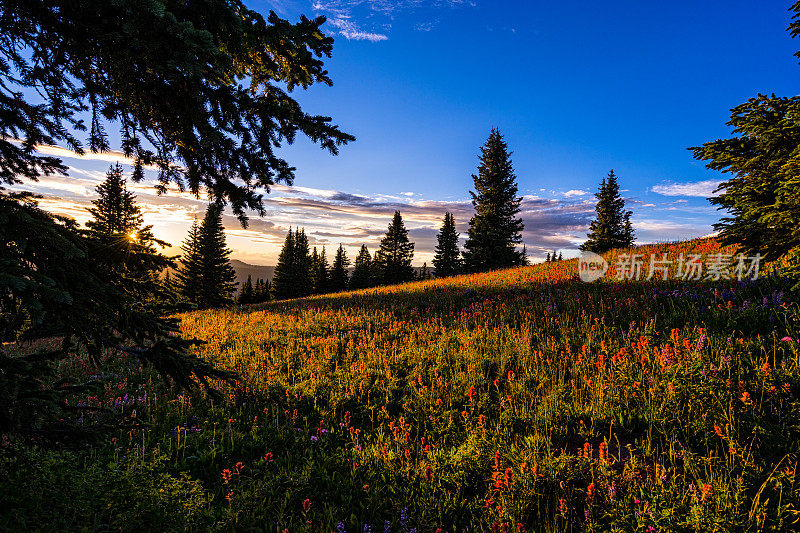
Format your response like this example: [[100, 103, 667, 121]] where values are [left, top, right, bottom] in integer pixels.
[[351, 245, 374, 290], [329, 245, 350, 292], [433, 212, 461, 277], [462, 129, 525, 272], [580, 170, 635, 254], [374, 211, 415, 285], [197, 203, 237, 308]]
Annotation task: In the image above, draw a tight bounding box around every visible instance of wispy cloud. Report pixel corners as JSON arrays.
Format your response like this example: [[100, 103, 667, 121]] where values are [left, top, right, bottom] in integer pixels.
[[11, 144, 717, 265], [326, 16, 388, 41], [311, 0, 475, 41], [650, 179, 722, 198], [562, 189, 589, 198]]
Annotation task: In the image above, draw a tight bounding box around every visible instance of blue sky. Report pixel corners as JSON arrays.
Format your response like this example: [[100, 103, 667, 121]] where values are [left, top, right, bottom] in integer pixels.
[[13, 0, 800, 265]]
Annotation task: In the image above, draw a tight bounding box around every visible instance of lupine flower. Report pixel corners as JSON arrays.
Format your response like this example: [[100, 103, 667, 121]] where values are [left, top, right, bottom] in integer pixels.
[[696, 334, 707, 351]]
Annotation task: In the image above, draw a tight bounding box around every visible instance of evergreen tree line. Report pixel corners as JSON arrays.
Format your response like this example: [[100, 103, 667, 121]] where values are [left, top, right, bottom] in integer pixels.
[[170, 128, 638, 303]]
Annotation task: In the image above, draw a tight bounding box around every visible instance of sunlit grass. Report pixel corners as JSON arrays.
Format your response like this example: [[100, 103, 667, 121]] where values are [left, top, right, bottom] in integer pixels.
[[4, 237, 800, 532]]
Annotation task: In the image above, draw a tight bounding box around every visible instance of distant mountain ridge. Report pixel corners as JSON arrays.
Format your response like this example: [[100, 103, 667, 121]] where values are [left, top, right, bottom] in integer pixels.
[[230, 260, 275, 288]]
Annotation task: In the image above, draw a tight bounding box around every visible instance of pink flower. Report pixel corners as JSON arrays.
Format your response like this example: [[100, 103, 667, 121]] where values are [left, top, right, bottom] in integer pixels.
[[781, 337, 793, 342]]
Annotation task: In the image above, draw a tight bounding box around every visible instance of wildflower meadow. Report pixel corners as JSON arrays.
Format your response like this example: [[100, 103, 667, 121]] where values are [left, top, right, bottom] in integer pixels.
[[3, 237, 800, 532]]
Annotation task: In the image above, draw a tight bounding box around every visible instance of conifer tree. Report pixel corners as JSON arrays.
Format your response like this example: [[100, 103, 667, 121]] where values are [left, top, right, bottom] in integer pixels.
[[86, 163, 169, 280], [87, 164, 144, 237], [462, 129, 525, 272], [545, 252, 550, 262], [558, 252, 563, 261], [238, 275, 254, 304], [294, 229, 313, 297], [272, 229, 296, 300], [2, 2, 354, 222], [310, 247, 320, 291], [433, 212, 461, 277], [175, 219, 203, 304], [329, 245, 350, 292], [351, 245, 374, 290], [373, 211, 415, 285], [551, 249, 557, 262], [197, 203, 238, 308], [251, 278, 270, 303], [580, 171, 634, 254], [521, 245, 530, 266], [314, 247, 330, 294]]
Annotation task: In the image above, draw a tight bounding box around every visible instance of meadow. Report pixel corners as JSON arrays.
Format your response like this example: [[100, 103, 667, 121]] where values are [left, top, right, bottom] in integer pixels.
[[3, 238, 800, 532]]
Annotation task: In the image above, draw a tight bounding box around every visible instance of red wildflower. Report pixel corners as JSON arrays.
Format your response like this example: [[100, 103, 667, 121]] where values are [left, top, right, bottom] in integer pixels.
[[558, 498, 567, 517], [504, 467, 513, 487], [598, 442, 607, 462]]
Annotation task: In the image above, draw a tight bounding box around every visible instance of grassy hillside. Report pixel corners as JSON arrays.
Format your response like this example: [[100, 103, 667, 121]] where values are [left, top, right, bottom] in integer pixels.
[[4, 238, 800, 532]]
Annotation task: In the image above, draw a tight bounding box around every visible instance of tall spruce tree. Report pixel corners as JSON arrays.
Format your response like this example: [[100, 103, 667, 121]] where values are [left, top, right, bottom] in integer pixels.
[[271, 229, 296, 300], [272, 227, 313, 299], [176, 219, 203, 304], [87, 164, 144, 237], [86, 164, 170, 283], [351, 245, 374, 290], [580, 171, 634, 254], [329, 245, 350, 292], [294, 229, 313, 297], [374, 211, 415, 285], [196, 204, 237, 308], [687, 4, 800, 278], [310, 247, 320, 290], [314, 247, 330, 294], [433, 212, 461, 277], [462, 129, 525, 272]]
